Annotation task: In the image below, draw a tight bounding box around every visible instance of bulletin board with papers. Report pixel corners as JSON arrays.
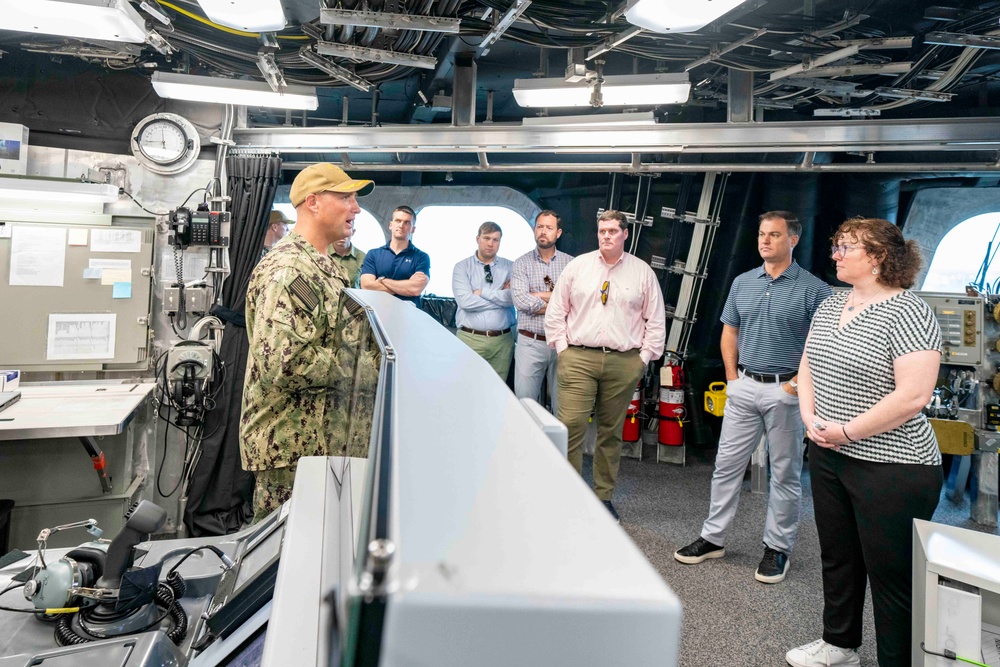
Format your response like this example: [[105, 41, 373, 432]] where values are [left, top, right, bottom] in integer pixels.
[[0, 218, 154, 370]]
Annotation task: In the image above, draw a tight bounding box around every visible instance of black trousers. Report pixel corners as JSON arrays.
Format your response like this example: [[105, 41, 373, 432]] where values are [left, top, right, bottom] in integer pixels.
[[808, 443, 942, 667]]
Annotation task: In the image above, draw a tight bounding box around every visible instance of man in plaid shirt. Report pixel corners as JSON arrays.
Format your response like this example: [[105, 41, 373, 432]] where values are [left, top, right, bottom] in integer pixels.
[[511, 210, 573, 414]]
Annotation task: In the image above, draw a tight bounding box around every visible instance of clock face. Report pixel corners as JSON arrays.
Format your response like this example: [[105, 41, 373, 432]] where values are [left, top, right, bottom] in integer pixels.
[[137, 119, 187, 163], [130, 113, 200, 175]]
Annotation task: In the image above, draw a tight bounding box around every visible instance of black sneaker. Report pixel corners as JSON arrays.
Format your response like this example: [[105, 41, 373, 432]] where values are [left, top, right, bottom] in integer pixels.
[[755, 546, 789, 583], [602, 500, 620, 523], [674, 537, 725, 564]]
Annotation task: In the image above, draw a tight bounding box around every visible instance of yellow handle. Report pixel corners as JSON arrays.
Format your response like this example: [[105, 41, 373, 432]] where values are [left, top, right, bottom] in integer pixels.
[[708, 382, 726, 392]]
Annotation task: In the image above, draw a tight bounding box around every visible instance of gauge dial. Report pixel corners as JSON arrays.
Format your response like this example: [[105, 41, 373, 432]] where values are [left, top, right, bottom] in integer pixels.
[[130, 113, 201, 175], [137, 119, 187, 163]]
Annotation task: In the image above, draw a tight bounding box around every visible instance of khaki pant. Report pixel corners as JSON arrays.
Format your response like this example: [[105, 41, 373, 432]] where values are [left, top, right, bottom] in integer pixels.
[[457, 329, 515, 379], [251, 463, 297, 523], [557, 346, 645, 500]]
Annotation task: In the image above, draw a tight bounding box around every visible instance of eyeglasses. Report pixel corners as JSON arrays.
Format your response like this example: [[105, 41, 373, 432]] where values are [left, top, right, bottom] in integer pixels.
[[484, 263, 494, 285], [600, 280, 610, 305], [543, 275, 554, 290], [830, 244, 862, 257]]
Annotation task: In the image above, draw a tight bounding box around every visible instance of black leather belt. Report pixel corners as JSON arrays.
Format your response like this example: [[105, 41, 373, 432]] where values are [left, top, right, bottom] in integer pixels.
[[738, 365, 795, 383], [570, 344, 630, 354], [460, 326, 512, 337], [518, 329, 546, 341]]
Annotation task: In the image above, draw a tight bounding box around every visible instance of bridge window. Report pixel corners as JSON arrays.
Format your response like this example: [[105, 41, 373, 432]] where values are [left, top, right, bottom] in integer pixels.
[[415, 205, 537, 298], [271, 204, 387, 252], [923, 212, 1000, 293]]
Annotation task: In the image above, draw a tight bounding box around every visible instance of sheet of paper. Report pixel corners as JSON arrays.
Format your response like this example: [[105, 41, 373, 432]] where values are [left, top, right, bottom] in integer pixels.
[[101, 269, 131, 286], [9, 225, 66, 287], [0, 223, 11, 239], [83, 268, 102, 279], [46, 313, 117, 361], [67, 228, 89, 246], [159, 247, 209, 282], [91, 228, 141, 253], [112, 282, 132, 299], [89, 258, 131, 271]]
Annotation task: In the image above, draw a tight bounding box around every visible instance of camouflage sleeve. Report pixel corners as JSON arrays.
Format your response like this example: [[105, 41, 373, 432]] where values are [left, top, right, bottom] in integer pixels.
[[247, 267, 353, 391]]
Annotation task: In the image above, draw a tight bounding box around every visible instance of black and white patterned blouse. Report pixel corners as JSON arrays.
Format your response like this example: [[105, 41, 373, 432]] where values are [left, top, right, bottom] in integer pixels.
[[806, 290, 942, 465]]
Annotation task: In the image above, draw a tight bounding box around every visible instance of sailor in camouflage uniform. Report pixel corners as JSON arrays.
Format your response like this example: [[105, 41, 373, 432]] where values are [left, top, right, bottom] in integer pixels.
[[241, 163, 375, 522]]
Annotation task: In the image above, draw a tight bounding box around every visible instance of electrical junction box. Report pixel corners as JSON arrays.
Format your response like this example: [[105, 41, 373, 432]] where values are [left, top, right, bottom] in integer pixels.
[[162, 285, 210, 315], [0, 123, 28, 174], [914, 292, 983, 367]]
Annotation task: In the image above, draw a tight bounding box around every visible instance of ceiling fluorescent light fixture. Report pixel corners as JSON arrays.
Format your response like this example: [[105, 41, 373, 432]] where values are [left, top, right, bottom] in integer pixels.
[[624, 0, 750, 33], [513, 73, 690, 108], [0, 0, 147, 43], [0, 176, 119, 203], [196, 0, 285, 32], [522, 111, 658, 127], [151, 72, 318, 110]]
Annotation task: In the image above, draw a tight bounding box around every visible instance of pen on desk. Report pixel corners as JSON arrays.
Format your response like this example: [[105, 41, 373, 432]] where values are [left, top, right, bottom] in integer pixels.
[[0, 418, 14, 422], [129, 384, 139, 392]]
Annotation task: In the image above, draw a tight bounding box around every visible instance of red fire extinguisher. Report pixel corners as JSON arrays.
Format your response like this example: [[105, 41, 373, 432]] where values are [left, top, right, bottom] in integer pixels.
[[622, 382, 641, 443], [658, 362, 686, 447]]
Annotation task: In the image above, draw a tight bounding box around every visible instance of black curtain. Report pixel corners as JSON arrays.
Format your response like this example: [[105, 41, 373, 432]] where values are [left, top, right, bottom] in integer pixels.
[[184, 155, 282, 536]]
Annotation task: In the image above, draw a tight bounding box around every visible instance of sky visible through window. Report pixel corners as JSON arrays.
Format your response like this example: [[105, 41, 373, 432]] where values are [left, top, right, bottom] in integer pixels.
[[414, 205, 535, 297], [923, 212, 1000, 293], [272, 203, 386, 251]]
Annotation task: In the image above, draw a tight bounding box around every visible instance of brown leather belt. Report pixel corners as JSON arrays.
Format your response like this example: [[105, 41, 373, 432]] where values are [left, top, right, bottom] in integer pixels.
[[460, 326, 512, 337], [518, 329, 546, 341]]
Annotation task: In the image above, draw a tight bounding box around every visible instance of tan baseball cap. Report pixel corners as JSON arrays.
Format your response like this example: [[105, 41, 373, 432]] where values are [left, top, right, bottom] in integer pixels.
[[289, 163, 374, 207], [269, 210, 291, 225]]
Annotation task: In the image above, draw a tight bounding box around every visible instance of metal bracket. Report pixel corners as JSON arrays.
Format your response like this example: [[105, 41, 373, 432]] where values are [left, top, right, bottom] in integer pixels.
[[319, 8, 461, 33], [666, 262, 708, 280], [316, 41, 436, 69], [660, 207, 718, 226], [597, 208, 653, 227]]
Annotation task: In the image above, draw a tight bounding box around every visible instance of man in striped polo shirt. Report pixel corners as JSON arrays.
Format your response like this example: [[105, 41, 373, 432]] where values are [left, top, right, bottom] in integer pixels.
[[674, 211, 832, 583]]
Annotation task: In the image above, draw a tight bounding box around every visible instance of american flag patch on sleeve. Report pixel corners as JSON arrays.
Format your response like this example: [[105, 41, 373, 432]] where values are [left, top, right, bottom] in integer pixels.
[[288, 276, 319, 312]]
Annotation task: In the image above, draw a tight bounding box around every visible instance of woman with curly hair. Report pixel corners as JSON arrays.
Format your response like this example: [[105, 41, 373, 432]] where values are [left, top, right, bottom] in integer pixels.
[[786, 218, 943, 667]]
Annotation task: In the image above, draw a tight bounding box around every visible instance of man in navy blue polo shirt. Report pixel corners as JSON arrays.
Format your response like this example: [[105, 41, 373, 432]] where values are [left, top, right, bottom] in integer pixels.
[[360, 205, 431, 305], [674, 211, 831, 585]]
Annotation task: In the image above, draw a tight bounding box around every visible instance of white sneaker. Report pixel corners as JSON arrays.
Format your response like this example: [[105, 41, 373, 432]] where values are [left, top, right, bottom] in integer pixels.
[[786, 639, 860, 667]]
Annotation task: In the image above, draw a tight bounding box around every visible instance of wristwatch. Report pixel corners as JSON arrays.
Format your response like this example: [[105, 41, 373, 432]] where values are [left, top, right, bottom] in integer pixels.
[[788, 379, 798, 389]]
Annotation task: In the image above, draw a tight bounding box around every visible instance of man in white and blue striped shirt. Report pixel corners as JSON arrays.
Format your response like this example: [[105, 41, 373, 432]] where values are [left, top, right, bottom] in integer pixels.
[[675, 211, 832, 585], [511, 210, 573, 414]]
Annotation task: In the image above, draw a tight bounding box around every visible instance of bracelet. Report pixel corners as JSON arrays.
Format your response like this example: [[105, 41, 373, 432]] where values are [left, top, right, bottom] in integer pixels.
[[842, 424, 856, 443]]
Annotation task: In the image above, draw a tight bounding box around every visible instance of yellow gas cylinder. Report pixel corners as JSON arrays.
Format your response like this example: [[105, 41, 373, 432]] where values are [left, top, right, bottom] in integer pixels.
[[704, 382, 727, 416]]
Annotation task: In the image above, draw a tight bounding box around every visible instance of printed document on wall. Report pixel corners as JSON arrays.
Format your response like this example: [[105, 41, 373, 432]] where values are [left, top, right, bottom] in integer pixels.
[[91, 228, 141, 253], [10, 225, 67, 287], [46, 313, 117, 361]]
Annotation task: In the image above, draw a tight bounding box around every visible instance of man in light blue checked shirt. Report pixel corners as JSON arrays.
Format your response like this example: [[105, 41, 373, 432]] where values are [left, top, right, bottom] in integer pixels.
[[453, 221, 517, 378], [511, 210, 573, 413]]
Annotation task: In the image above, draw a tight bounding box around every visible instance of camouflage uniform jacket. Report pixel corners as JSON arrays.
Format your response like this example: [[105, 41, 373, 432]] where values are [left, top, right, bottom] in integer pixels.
[[240, 230, 354, 471]]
